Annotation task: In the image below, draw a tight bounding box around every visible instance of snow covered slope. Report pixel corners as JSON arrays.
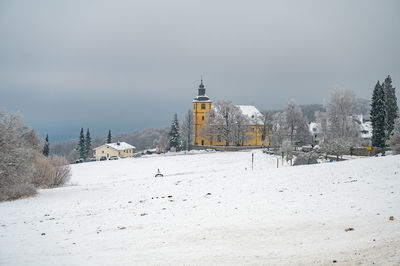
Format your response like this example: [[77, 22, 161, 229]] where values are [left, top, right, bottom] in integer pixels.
[[1, 150, 399, 265]]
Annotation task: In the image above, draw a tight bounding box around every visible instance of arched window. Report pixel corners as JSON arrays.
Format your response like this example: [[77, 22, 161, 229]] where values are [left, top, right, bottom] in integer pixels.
[[201, 103, 206, 109]]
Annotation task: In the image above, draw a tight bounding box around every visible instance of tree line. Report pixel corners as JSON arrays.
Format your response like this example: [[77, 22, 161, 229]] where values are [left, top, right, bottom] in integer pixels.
[[160, 75, 399, 158]]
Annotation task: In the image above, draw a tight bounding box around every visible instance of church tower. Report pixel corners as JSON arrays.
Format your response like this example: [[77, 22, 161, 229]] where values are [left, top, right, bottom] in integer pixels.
[[193, 79, 211, 146]]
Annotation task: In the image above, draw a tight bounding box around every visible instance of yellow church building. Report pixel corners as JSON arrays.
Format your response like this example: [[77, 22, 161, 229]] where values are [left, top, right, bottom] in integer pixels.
[[192, 80, 269, 147]]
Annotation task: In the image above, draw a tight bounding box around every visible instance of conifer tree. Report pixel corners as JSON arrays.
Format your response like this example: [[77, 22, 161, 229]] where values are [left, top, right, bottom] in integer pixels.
[[42, 133, 49, 157], [85, 128, 92, 159], [168, 113, 181, 150], [383, 75, 398, 138], [77, 128, 86, 159], [107, 129, 112, 144], [371, 81, 386, 147]]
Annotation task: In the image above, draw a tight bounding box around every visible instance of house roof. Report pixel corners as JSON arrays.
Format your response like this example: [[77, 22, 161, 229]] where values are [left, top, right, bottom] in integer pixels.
[[94, 142, 135, 151], [236, 105, 263, 125], [106, 142, 135, 150]]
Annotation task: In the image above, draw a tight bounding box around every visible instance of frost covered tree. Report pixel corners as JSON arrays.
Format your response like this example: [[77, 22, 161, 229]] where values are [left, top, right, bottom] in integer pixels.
[[283, 100, 311, 145], [107, 129, 112, 144], [85, 128, 92, 159], [371, 81, 387, 147], [321, 138, 349, 161], [233, 110, 251, 146], [321, 89, 360, 146], [258, 110, 274, 146], [156, 130, 170, 153], [0, 111, 37, 200], [269, 112, 287, 148], [386, 116, 400, 154], [42, 133, 49, 157], [168, 113, 181, 151], [77, 128, 86, 159], [383, 75, 398, 138], [280, 139, 293, 161], [203, 100, 242, 146], [180, 110, 193, 151]]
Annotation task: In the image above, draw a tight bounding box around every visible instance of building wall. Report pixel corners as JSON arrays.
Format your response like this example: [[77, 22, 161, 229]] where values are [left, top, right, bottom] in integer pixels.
[[208, 125, 266, 146], [93, 145, 134, 160], [193, 101, 211, 146], [192, 97, 269, 147], [193, 115, 268, 147]]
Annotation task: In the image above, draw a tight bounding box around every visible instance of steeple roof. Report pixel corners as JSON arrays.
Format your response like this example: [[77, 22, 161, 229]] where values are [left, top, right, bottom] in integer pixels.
[[193, 78, 210, 102]]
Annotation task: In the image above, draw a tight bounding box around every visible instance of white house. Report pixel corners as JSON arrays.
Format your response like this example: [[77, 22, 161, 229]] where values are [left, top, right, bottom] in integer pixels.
[[93, 142, 135, 161]]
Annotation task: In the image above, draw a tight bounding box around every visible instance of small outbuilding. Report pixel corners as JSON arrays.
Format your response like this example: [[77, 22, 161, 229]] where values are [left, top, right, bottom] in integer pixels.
[[93, 142, 135, 161]]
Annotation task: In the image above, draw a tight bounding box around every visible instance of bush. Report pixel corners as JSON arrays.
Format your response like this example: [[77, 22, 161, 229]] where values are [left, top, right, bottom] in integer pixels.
[[48, 156, 71, 187], [293, 152, 319, 166], [0, 184, 37, 201], [33, 155, 71, 188]]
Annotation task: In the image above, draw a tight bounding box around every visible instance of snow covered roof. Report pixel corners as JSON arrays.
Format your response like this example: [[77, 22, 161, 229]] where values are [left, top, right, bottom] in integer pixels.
[[193, 95, 211, 102], [105, 142, 135, 151], [236, 105, 263, 125], [309, 122, 321, 133]]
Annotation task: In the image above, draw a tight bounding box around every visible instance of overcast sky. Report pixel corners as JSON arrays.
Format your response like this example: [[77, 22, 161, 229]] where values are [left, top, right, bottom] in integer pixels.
[[1, 0, 399, 140]]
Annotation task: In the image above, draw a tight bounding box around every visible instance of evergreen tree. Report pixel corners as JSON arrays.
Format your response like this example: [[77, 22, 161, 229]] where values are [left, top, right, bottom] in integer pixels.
[[85, 128, 92, 159], [168, 113, 181, 150], [383, 75, 398, 138], [42, 133, 49, 157], [107, 129, 112, 144], [77, 128, 86, 159], [371, 81, 386, 147]]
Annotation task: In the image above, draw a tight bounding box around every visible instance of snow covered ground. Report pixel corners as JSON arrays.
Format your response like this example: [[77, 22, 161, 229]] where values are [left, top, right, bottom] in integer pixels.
[[1, 150, 399, 265]]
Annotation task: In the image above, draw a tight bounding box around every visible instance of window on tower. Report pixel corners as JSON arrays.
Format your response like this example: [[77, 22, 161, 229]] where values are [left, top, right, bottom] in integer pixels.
[[201, 103, 205, 109], [202, 116, 204, 121]]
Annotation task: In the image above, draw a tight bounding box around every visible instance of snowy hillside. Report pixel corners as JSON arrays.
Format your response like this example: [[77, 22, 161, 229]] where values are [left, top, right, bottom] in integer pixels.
[[1, 150, 399, 265]]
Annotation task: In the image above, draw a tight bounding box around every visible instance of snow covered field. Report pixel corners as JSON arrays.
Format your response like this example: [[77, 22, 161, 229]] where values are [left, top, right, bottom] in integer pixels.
[[1, 150, 400, 265]]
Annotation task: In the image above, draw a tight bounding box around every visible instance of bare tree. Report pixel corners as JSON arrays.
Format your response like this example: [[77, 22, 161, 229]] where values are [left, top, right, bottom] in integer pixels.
[[180, 109, 193, 150], [323, 89, 361, 146], [283, 100, 310, 145], [156, 130, 169, 153], [0, 111, 37, 200], [205, 100, 242, 146], [233, 111, 252, 146], [258, 110, 274, 146], [387, 116, 400, 154], [269, 112, 286, 148]]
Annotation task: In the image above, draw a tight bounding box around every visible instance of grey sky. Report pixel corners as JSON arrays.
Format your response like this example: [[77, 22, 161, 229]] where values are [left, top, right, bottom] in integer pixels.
[[1, 0, 399, 140]]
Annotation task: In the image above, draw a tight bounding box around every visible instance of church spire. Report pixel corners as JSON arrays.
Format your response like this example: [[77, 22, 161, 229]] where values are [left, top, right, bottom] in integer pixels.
[[198, 77, 205, 95], [193, 78, 210, 102]]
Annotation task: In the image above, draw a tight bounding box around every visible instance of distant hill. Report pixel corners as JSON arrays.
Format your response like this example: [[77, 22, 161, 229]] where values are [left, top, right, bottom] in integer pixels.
[[51, 127, 168, 162]]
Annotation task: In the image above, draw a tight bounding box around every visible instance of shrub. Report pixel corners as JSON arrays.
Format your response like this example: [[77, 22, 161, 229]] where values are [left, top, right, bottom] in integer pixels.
[[33, 155, 71, 188], [0, 184, 37, 201], [294, 152, 319, 166], [48, 156, 71, 187]]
